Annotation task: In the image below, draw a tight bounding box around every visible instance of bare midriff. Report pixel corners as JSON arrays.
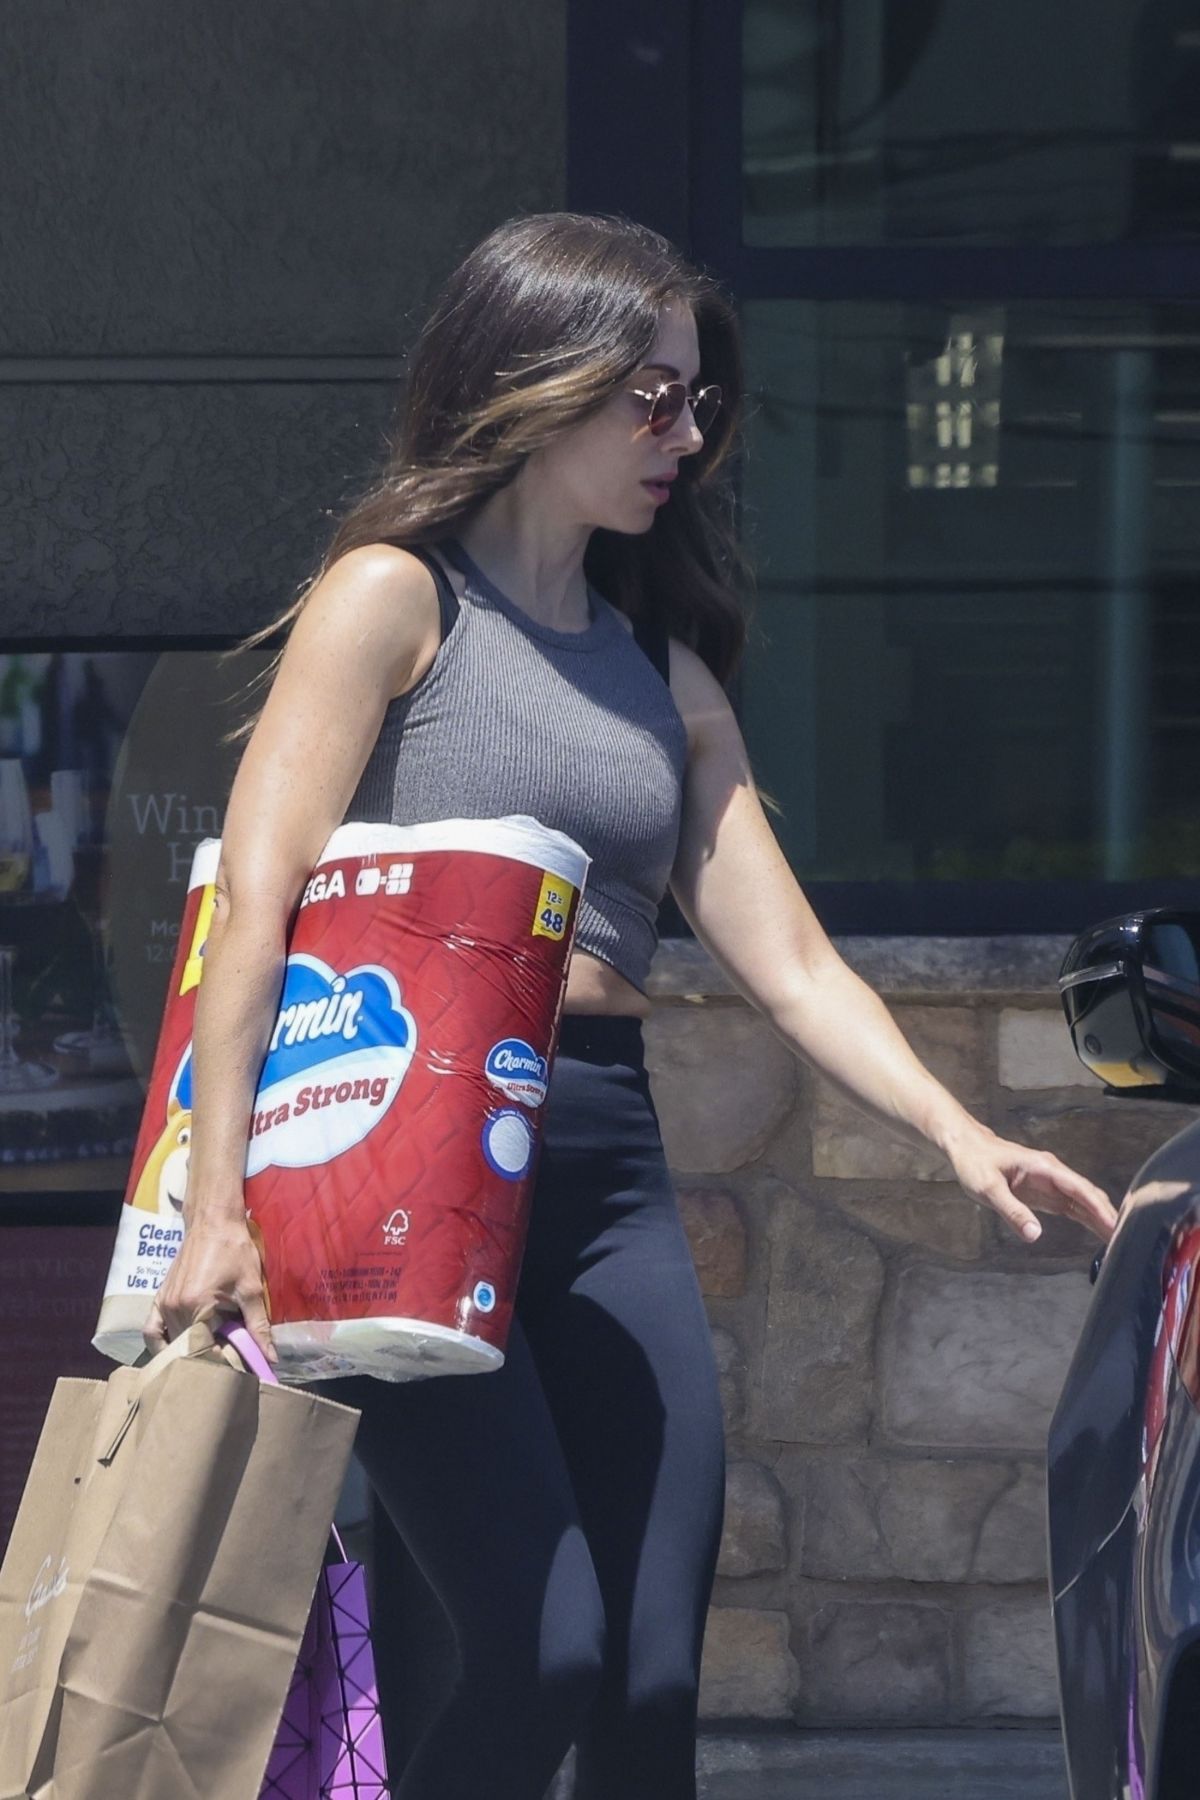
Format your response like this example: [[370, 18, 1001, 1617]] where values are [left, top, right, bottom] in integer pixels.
[[563, 948, 652, 1019]]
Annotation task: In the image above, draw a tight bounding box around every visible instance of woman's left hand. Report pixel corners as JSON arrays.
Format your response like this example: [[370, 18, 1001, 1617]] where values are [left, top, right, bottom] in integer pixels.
[[945, 1125, 1119, 1244]]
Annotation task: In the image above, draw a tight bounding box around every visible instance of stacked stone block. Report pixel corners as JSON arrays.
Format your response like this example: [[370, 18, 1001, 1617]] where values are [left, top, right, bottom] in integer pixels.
[[642, 937, 1200, 1726]]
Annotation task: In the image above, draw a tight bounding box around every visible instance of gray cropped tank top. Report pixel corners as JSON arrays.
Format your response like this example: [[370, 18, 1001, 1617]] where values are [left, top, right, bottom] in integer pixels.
[[343, 536, 689, 995]]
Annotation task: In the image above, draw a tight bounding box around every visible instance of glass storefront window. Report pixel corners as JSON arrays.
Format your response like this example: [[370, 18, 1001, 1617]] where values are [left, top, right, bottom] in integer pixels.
[[739, 300, 1200, 901], [0, 646, 263, 1194], [743, 1, 1200, 247]]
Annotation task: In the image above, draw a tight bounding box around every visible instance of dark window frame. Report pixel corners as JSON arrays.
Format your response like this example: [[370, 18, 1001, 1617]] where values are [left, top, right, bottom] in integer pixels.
[[567, 0, 1200, 935]]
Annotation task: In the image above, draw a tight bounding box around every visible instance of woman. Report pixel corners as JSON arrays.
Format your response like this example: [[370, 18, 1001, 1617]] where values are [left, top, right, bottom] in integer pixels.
[[146, 211, 1117, 1799]]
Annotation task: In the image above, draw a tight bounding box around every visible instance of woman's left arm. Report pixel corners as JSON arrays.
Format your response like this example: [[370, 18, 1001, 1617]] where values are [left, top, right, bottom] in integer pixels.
[[665, 643, 1118, 1245]]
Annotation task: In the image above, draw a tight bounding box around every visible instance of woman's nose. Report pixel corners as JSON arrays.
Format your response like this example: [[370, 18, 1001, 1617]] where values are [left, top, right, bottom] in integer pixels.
[[666, 405, 704, 454]]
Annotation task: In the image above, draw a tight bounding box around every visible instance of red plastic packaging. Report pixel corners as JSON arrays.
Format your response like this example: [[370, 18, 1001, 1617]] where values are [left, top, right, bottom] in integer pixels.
[[94, 817, 589, 1382]]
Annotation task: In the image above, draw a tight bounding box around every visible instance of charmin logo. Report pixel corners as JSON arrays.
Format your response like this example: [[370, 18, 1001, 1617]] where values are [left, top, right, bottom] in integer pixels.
[[247, 954, 417, 1172], [166, 954, 419, 1178], [383, 1208, 411, 1246], [24, 1555, 68, 1620], [484, 1039, 549, 1108]]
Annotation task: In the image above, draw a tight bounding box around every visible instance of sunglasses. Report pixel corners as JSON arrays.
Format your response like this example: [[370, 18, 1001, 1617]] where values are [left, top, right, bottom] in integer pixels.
[[629, 378, 723, 437]]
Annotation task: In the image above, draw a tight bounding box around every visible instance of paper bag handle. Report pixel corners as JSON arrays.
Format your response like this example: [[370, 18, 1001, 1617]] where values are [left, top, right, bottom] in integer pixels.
[[101, 1319, 240, 1464], [102, 1321, 290, 1467], [212, 1319, 350, 1564]]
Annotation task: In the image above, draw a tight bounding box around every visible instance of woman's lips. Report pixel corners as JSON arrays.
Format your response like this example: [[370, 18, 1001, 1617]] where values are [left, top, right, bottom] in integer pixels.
[[642, 480, 673, 503]]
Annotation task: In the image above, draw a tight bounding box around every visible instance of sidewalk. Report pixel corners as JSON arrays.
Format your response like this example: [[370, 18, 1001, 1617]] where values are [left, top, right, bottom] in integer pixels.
[[694, 1729, 1068, 1799]]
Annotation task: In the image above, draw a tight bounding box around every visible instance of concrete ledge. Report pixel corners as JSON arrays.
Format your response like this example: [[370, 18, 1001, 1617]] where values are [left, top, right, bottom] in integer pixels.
[[548, 1729, 1067, 1799], [647, 935, 1075, 1004], [693, 1729, 1067, 1799]]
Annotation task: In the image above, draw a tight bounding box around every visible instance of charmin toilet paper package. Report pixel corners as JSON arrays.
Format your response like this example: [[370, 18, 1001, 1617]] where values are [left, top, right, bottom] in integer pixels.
[[93, 817, 589, 1382]]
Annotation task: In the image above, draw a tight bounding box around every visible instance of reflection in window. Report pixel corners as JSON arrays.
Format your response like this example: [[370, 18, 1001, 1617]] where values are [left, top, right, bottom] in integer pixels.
[[743, 0, 1200, 247], [906, 312, 1003, 490], [0, 649, 261, 1191], [739, 301, 1200, 893]]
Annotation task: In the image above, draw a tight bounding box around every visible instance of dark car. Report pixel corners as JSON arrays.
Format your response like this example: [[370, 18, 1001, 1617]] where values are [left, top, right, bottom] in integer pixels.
[[1051, 908, 1200, 1800]]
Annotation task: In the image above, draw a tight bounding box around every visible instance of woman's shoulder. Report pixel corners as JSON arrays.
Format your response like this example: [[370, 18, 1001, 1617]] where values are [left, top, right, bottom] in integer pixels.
[[661, 637, 735, 757], [329, 542, 448, 703], [331, 540, 446, 612]]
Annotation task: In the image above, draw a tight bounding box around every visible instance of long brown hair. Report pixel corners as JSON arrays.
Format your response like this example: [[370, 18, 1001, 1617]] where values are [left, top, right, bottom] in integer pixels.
[[221, 210, 753, 742]]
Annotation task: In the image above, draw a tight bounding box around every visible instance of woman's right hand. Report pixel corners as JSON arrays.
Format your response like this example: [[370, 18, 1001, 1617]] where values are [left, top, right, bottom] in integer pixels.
[[143, 1211, 276, 1367]]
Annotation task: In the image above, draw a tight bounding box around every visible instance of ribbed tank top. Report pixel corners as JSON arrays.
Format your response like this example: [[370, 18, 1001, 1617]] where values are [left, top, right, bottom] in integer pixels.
[[343, 536, 689, 995]]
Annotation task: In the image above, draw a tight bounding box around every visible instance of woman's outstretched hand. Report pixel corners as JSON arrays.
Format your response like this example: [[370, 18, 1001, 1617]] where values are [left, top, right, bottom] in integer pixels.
[[143, 1213, 276, 1366], [944, 1125, 1119, 1244]]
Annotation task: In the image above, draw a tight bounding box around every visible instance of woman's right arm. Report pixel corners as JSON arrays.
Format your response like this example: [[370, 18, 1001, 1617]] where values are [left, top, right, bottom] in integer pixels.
[[143, 544, 440, 1361]]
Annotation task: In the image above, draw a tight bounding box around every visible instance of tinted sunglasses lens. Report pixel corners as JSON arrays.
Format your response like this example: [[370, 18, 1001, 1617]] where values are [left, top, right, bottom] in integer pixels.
[[649, 385, 723, 435], [694, 387, 722, 433], [649, 384, 686, 435]]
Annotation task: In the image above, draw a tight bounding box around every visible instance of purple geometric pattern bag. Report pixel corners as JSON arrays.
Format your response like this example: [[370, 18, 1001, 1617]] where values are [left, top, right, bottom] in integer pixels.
[[260, 1542, 389, 1800], [211, 1326, 388, 1800]]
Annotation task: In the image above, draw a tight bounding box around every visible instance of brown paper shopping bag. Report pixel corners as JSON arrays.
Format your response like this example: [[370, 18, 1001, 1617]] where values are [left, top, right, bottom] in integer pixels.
[[0, 1322, 359, 1800]]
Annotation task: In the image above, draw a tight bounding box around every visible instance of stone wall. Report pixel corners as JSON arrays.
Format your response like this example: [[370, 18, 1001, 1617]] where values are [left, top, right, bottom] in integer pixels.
[[643, 935, 1200, 1727]]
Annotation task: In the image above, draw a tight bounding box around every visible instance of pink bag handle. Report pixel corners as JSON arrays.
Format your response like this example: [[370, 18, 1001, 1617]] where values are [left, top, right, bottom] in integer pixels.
[[213, 1319, 349, 1564], [214, 1320, 280, 1385]]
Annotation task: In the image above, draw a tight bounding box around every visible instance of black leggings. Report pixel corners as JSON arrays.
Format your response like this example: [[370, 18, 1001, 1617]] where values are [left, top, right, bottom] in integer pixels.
[[321, 1014, 727, 1800]]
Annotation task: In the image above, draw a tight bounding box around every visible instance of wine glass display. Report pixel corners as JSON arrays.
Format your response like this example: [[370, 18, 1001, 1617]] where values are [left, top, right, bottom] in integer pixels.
[[0, 760, 58, 1091]]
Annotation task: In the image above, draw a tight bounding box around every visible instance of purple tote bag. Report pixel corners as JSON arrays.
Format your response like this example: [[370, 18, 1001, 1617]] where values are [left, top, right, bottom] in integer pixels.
[[214, 1327, 388, 1799], [261, 1543, 389, 1800]]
